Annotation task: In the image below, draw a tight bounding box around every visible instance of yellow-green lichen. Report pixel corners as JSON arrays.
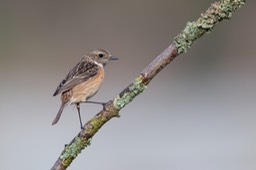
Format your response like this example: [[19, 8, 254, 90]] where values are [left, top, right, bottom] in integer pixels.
[[174, 21, 201, 54], [60, 137, 91, 167], [85, 116, 106, 134], [113, 76, 147, 110], [174, 0, 245, 54]]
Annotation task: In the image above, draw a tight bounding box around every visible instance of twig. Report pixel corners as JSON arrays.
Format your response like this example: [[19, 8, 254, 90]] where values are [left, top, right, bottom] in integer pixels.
[[51, 0, 245, 169]]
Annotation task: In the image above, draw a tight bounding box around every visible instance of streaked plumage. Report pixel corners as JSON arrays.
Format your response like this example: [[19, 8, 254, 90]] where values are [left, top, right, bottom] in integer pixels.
[[52, 49, 118, 127]]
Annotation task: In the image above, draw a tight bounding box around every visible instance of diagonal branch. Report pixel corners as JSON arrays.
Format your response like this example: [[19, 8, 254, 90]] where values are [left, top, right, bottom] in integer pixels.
[[51, 0, 246, 169]]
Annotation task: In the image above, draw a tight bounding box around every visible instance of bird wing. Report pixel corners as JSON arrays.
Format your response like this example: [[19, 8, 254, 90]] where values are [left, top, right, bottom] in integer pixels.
[[53, 58, 99, 96]]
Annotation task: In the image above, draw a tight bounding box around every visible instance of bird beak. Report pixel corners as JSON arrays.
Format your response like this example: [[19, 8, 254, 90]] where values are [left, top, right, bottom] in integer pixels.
[[110, 56, 119, 60]]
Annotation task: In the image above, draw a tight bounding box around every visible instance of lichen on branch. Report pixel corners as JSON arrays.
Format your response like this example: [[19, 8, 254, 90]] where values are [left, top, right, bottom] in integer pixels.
[[51, 0, 246, 169], [174, 0, 245, 54]]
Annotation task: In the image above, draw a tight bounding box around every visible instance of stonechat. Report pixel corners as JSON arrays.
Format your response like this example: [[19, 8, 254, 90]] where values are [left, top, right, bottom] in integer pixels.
[[52, 49, 118, 128]]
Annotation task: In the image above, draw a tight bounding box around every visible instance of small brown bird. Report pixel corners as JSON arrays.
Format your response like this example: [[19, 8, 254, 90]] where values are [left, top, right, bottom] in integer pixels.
[[52, 49, 118, 128]]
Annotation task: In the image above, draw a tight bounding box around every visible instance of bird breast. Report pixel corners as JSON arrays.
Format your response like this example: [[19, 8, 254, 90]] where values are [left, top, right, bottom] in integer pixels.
[[70, 66, 104, 103]]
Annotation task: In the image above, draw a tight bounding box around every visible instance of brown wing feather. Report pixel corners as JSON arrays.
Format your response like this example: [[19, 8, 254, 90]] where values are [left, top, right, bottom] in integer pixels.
[[53, 57, 99, 96]]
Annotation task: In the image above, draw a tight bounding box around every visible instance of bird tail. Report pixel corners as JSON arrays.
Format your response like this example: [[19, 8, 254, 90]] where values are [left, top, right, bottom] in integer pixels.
[[52, 102, 68, 125]]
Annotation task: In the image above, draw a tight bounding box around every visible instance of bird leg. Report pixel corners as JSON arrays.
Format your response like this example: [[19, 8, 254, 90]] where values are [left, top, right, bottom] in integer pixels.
[[82, 100, 108, 111], [76, 103, 84, 130]]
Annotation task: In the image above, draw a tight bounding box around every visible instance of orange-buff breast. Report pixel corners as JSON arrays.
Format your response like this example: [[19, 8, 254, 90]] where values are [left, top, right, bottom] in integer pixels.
[[70, 66, 104, 103]]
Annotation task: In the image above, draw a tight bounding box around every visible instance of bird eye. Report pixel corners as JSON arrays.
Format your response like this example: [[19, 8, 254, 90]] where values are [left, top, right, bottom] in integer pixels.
[[98, 53, 104, 58]]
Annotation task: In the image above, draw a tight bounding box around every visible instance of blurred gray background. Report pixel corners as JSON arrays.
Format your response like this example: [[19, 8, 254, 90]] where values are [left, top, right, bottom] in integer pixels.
[[1, 0, 255, 170]]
